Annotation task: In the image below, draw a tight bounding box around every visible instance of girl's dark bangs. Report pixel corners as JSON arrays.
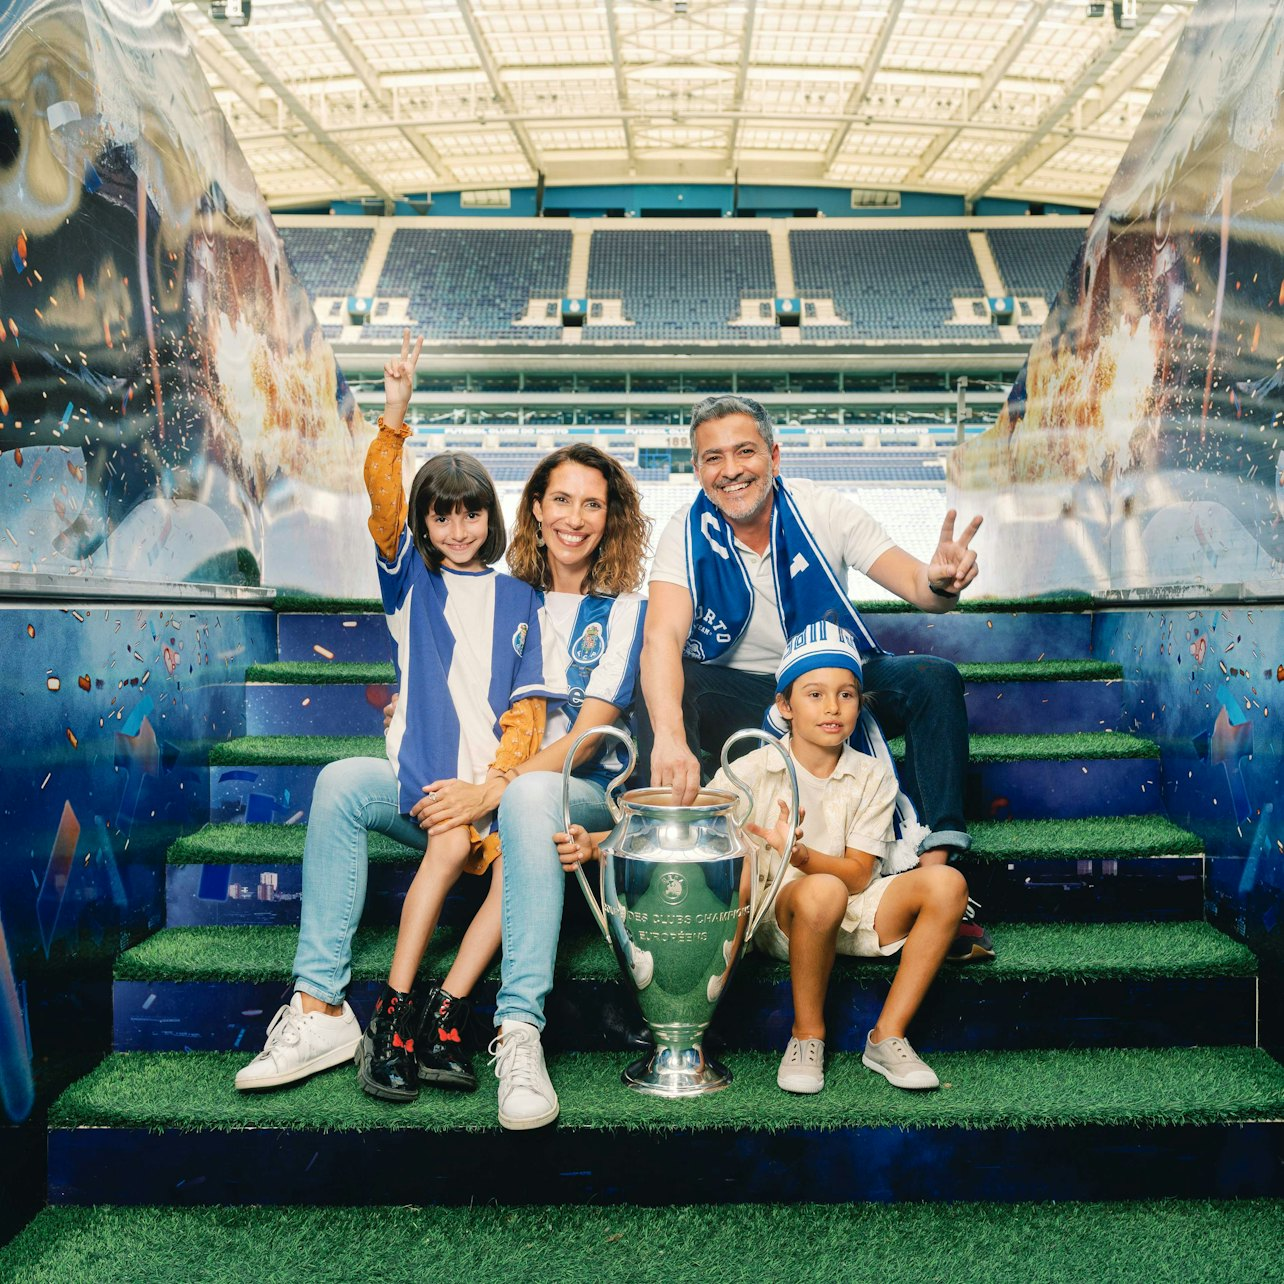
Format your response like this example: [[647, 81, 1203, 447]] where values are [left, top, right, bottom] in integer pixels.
[[429, 459, 493, 515]]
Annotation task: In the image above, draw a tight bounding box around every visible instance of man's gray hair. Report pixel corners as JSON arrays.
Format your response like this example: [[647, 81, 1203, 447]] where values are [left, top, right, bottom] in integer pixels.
[[689, 394, 775, 458]]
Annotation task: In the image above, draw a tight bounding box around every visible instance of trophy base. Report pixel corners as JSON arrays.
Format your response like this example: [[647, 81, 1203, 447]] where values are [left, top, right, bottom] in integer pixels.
[[622, 1046, 732, 1097]]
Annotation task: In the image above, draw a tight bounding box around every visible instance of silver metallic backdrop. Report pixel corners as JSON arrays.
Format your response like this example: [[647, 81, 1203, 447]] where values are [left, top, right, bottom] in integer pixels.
[[0, 0, 372, 594], [950, 0, 1284, 600]]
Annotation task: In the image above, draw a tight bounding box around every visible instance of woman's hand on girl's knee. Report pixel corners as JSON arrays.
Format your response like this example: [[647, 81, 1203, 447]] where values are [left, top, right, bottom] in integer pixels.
[[411, 778, 490, 834]]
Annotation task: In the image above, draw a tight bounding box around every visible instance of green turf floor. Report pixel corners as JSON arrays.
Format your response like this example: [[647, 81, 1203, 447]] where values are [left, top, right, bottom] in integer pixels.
[[168, 814, 1204, 866], [209, 730, 1159, 767], [5, 1200, 1280, 1284], [49, 1045, 1284, 1134], [244, 657, 1124, 686], [114, 920, 1256, 986], [245, 660, 397, 684]]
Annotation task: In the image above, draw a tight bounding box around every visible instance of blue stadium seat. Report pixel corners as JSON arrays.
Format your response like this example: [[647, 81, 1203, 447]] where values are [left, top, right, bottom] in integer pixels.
[[375, 228, 572, 340], [987, 227, 1082, 305], [790, 229, 999, 341], [582, 230, 779, 343], [279, 226, 374, 300]]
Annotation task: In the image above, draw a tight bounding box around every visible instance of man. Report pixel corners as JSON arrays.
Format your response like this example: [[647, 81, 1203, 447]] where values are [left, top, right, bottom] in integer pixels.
[[639, 395, 992, 961]]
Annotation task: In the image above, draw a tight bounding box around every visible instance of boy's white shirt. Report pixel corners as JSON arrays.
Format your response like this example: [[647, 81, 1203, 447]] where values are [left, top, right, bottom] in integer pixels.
[[708, 736, 917, 938]]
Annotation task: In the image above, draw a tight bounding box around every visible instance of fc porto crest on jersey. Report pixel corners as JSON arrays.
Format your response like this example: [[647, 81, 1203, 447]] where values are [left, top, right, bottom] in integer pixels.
[[570, 621, 605, 666], [512, 622, 528, 656]]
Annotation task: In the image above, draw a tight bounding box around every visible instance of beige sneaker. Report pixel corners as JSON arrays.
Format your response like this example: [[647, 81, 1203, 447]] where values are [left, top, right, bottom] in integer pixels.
[[862, 1031, 940, 1090], [777, 1036, 825, 1094]]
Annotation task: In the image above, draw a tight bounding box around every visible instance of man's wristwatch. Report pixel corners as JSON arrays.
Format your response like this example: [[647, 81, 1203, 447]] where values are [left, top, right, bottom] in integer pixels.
[[929, 582, 960, 599]]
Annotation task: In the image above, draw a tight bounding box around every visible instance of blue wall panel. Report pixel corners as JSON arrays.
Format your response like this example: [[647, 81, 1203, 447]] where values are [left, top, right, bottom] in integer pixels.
[[1095, 604, 1284, 1053], [0, 602, 275, 1129], [343, 185, 973, 219]]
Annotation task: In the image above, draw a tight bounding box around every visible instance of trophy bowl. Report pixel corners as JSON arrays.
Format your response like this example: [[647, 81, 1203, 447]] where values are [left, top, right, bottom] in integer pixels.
[[563, 727, 799, 1097]]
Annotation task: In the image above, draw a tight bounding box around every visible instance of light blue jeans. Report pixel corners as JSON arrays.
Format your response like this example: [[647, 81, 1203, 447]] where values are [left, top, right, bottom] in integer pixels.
[[291, 757, 425, 1006], [492, 771, 615, 1031]]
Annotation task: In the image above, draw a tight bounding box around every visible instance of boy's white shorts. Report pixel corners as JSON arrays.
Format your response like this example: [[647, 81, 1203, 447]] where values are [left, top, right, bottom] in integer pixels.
[[753, 870, 908, 961]]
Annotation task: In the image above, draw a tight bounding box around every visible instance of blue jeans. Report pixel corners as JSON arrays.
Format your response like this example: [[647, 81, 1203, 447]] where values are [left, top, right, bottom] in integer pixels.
[[493, 772, 615, 1031], [291, 757, 425, 1006]]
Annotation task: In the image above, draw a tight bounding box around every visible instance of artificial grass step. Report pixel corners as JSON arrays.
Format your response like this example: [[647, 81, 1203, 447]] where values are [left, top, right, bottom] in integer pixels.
[[50, 1045, 1284, 1134], [168, 814, 1204, 866], [244, 657, 1124, 686], [273, 592, 1095, 617], [208, 730, 1159, 767], [115, 921, 1256, 986], [7, 1201, 1283, 1284], [967, 815, 1204, 858]]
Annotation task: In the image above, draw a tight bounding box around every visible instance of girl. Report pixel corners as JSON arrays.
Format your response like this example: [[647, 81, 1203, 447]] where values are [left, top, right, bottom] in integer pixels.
[[356, 427, 550, 1102]]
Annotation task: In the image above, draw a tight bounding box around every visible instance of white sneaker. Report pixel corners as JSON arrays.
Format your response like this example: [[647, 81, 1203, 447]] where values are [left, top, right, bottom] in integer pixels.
[[627, 941, 654, 989], [490, 1020, 559, 1130], [234, 992, 360, 1091]]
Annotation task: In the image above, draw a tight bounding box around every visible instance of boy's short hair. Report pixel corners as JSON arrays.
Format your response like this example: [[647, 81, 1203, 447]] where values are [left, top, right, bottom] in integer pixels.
[[776, 621, 864, 695]]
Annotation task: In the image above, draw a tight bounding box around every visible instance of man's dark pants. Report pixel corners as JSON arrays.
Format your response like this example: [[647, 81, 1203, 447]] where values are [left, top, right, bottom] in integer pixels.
[[635, 653, 971, 855]]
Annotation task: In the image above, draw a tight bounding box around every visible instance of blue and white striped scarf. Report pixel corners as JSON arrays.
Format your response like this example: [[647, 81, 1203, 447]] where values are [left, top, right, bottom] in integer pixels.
[[683, 477, 882, 662]]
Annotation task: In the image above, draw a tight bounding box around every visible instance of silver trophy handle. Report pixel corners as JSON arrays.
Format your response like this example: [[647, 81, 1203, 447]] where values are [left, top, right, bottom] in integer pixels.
[[720, 728, 801, 939], [561, 724, 637, 944]]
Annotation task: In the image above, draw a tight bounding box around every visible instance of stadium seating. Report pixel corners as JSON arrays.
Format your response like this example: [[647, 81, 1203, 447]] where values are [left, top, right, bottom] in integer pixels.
[[790, 228, 999, 341], [582, 230, 779, 342], [779, 449, 946, 483], [279, 226, 374, 299], [373, 228, 572, 340], [987, 226, 1082, 304]]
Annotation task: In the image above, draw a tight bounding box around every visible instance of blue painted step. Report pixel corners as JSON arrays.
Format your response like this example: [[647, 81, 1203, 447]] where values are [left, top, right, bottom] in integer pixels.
[[246, 681, 394, 737], [867, 610, 1092, 663], [276, 612, 391, 664], [165, 816, 1208, 928], [207, 734, 1162, 824], [243, 660, 1124, 737], [47, 1047, 1284, 1206], [166, 852, 1205, 928], [274, 605, 1094, 666]]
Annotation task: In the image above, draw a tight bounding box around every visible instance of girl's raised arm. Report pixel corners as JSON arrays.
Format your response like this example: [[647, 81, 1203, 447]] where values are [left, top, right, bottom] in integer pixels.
[[365, 329, 423, 560]]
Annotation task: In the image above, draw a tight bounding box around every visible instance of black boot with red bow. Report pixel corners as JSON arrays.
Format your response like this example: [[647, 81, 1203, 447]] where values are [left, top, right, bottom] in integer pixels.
[[415, 986, 477, 1092], [356, 984, 420, 1102]]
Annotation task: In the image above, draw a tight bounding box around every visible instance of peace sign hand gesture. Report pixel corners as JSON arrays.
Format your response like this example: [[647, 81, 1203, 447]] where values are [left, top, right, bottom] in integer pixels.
[[927, 509, 982, 597], [383, 328, 423, 428]]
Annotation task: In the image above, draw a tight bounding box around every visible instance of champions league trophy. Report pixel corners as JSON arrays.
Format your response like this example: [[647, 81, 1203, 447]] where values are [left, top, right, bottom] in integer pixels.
[[562, 727, 800, 1097]]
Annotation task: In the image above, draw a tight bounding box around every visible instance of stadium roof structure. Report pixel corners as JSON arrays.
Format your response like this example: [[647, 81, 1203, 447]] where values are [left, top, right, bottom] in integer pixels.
[[177, 0, 1196, 211]]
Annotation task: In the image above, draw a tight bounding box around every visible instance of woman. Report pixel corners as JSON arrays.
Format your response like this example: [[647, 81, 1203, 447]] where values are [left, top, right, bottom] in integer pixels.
[[235, 332, 651, 1105], [489, 443, 649, 1129]]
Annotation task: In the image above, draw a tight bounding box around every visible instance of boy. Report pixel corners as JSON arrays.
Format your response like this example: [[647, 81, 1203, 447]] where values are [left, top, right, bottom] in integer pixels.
[[556, 621, 969, 1094], [710, 621, 968, 1094]]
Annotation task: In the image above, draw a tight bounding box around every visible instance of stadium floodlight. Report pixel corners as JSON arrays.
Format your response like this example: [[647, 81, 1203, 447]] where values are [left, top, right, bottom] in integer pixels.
[[1114, 0, 1137, 28], [210, 0, 251, 26]]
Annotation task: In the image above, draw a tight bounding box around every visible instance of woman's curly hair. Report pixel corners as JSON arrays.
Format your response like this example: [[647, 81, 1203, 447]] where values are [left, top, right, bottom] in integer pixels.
[[507, 444, 651, 596]]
